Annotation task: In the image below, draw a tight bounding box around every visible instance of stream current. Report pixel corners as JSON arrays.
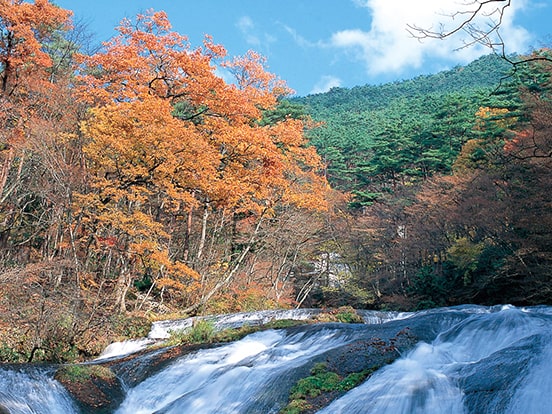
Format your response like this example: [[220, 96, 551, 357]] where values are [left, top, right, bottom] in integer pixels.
[[0, 305, 550, 413]]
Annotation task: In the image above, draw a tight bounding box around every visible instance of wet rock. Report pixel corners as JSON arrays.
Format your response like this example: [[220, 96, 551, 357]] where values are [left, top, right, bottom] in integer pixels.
[[54, 364, 125, 414]]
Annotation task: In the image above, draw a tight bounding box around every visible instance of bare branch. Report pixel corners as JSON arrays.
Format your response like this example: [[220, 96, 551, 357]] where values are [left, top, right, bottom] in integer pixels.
[[407, 0, 551, 73], [407, 0, 511, 49]]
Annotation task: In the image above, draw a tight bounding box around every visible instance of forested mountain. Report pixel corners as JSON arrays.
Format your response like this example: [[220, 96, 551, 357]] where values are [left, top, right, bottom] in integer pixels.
[[289, 51, 552, 312], [293, 54, 516, 206], [298, 54, 512, 113]]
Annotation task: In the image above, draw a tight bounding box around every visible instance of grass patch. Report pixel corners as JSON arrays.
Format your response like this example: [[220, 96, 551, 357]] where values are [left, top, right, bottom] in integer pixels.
[[165, 318, 308, 347], [281, 362, 375, 414], [314, 306, 364, 324], [55, 364, 116, 384]]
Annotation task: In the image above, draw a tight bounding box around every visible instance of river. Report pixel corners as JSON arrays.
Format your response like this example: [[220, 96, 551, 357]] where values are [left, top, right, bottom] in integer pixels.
[[0, 305, 551, 413]]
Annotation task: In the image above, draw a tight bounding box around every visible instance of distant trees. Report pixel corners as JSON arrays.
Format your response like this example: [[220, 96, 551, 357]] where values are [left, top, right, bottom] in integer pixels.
[[294, 50, 552, 309], [297, 54, 512, 208]]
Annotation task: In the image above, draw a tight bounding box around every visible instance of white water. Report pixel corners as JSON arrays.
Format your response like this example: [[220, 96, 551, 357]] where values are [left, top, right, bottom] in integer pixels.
[[317, 341, 466, 414], [0, 305, 551, 413], [319, 306, 552, 413], [147, 308, 326, 340], [100, 308, 406, 360], [95, 338, 156, 361], [116, 327, 361, 413], [0, 367, 78, 413], [505, 330, 552, 413]]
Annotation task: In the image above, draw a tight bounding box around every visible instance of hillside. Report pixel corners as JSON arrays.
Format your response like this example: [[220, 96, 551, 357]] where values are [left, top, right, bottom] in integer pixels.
[[297, 54, 512, 112], [287, 51, 552, 311], [292, 54, 516, 203]]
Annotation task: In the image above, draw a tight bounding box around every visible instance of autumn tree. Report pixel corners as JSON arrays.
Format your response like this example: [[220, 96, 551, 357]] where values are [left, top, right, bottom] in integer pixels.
[[0, 1, 119, 362], [397, 55, 552, 307], [76, 10, 328, 313], [0, 0, 72, 194], [0, 0, 87, 272]]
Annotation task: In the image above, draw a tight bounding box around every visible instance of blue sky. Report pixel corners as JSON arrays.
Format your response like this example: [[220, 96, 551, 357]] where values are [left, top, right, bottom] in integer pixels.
[[55, 0, 551, 97]]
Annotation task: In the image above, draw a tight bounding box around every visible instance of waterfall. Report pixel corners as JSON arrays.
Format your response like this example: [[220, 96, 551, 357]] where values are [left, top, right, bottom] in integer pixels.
[[0, 305, 550, 413], [95, 338, 156, 361], [116, 327, 349, 413], [318, 306, 552, 413], [0, 367, 78, 413]]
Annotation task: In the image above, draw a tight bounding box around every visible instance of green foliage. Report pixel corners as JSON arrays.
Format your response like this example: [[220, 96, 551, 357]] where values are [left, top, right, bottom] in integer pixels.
[[447, 237, 486, 285], [410, 265, 450, 307], [167, 320, 216, 345], [333, 307, 364, 324], [280, 399, 312, 414], [290, 371, 341, 399], [0, 343, 25, 363], [315, 306, 364, 323], [340, 369, 375, 391], [281, 362, 374, 414], [55, 365, 116, 384], [186, 320, 216, 343], [166, 318, 309, 347], [293, 54, 514, 208], [259, 100, 308, 126]]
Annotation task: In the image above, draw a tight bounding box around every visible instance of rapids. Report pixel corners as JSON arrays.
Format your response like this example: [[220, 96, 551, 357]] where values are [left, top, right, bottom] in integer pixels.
[[0, 305, 551, 413]]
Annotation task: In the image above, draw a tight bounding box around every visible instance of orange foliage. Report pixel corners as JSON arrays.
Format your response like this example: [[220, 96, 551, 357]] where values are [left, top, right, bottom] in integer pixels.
[[75, 10, 328, 305], [0, 0, 72, 92], [0, 0, 73, 193]]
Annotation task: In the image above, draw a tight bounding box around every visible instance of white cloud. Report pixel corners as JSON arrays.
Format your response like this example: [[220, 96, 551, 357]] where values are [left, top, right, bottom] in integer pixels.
[[282, 24, 317, 48], [236, 15, 278, 54], [236, 16, 261, 47], [310, 75, 342, 94], [330, 0, 532, 76]]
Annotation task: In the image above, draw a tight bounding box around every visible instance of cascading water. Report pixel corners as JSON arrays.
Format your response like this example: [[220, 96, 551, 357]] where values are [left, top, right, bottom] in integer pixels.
[[0, 366, 79, 413], [318, 305, 552, 413], [0, 305, 550, 413], [116, 326, 364, 413]]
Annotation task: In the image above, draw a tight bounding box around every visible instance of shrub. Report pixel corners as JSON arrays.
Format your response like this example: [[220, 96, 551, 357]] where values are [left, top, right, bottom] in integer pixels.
[[315, 306, 364, 323], [187, 319, 216, 343], [55, 365, 116, 384], [281, 362, 374, 414]]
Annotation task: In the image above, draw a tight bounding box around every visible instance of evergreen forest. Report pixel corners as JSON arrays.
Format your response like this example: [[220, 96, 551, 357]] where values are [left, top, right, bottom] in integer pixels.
[[0, 1, 551, 363]]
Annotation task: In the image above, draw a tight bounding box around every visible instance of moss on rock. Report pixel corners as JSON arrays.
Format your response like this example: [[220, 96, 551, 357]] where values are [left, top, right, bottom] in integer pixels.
[[55, 364, 124, 414]]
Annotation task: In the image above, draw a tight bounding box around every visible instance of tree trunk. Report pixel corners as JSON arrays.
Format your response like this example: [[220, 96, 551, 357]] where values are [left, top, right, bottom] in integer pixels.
[[182, 210, 266, 315], [196, 200, 209, 261], [114, 261, 132, 313]]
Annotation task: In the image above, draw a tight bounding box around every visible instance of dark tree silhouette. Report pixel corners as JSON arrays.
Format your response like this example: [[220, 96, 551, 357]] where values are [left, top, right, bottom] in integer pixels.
[[407, 0, 551, 67]]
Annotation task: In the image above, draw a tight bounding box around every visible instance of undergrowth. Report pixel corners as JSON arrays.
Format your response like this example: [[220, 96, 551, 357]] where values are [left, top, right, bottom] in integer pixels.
[[280, 362, 375, 414]]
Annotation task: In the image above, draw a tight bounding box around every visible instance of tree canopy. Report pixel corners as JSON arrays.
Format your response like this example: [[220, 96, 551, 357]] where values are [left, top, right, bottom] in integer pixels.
[[0, 0, 551, 364]]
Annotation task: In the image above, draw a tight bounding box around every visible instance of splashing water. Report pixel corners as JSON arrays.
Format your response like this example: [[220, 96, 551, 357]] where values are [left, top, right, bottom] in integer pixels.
[[0, 367, 78, 414], [0, 305, 551, 413], [319, 306, 552, 413]]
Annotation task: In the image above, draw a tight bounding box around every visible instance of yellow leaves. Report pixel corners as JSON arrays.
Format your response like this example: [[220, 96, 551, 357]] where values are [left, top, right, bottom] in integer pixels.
[[74, 8, 329, 301], [475, 106, 509, 119], [452, 138, 484, 173], [157, 261, 201, 294], [475, 106, 517, 130]]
